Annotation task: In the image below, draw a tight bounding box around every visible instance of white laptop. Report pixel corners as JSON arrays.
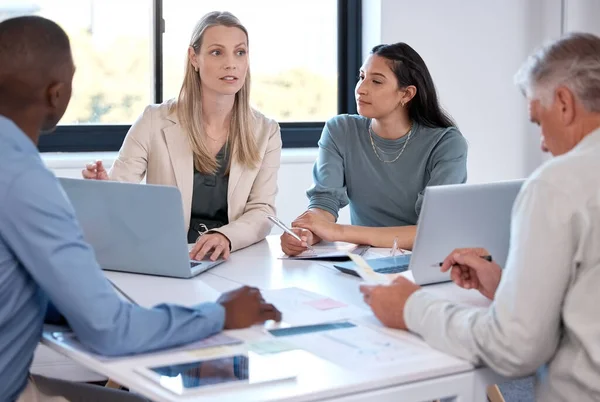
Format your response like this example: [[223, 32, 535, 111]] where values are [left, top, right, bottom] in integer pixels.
[[333, 180, 524, 285], [59, 178, 225, 278], [409, 179, 525, 285]]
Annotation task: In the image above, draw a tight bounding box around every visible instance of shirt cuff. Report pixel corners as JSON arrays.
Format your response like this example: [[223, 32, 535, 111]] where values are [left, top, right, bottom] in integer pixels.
[[307, 196, 340, 220], [195, 302, 226, 333], [404, 290, 442, 336]]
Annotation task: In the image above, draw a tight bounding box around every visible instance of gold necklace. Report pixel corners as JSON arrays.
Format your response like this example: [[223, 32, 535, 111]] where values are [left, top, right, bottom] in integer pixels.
[[369, 123, 413, 163], [204, 127, 229, 142]]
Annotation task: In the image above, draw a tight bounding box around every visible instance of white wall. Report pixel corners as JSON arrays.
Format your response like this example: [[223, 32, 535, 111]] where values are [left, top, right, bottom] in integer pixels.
[[362, 0, 566, 183], [565, 0, 600, 37]]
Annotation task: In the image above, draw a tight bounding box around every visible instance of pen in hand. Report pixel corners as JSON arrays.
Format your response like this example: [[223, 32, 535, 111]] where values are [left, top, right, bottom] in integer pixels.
[[435, 255, 492, 267], [289, 231, 315, 252], [267, 215, 314, 251]]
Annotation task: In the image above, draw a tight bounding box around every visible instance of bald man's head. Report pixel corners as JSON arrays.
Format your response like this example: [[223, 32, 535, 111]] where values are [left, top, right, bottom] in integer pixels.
[[0, 16, 75, 132]]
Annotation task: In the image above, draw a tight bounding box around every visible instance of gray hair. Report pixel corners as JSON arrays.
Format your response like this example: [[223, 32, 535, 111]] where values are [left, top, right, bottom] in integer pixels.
[[514, 32, 600, 112]]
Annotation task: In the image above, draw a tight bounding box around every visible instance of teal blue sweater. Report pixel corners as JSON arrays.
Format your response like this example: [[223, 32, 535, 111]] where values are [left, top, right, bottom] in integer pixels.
[[307, 114, 468, 226]]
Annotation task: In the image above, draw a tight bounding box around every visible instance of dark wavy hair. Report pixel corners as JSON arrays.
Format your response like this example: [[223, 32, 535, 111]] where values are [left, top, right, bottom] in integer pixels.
[[371, 43, 456, 128]]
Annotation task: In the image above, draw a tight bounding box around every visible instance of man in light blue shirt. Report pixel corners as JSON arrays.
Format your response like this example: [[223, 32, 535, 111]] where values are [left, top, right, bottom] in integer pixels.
[[0, 16, 281, 402]]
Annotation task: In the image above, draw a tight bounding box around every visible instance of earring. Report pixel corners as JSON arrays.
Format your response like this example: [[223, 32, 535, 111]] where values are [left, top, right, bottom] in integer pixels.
[[194, 67, 198, 72], [401, 102, 405, 107]]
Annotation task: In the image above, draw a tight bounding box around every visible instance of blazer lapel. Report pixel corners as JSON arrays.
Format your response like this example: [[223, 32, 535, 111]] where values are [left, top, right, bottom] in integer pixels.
[[163, 114, 194, 229]]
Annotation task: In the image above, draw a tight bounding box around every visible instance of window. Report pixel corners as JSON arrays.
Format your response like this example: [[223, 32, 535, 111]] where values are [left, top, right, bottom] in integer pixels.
[[3, 0, 155, 124], [163, 0, 338, 122], [2, 0, 362, 152]]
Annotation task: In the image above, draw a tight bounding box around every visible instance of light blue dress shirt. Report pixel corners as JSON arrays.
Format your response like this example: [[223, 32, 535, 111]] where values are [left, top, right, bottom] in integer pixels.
[[0, 116, 225, 401]]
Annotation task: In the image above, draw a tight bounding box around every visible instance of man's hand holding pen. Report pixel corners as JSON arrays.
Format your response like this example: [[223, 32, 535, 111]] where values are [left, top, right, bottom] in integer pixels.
[[440, 248, 502, 300], [361, 247, 503, 329]]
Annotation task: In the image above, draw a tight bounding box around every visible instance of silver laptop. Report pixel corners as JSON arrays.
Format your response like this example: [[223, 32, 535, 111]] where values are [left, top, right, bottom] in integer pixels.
[[410, 179, 525, 285], [59, 178, 225, 278]]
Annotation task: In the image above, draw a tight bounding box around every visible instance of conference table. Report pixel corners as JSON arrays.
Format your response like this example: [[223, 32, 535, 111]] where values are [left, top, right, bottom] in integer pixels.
[[41, 236, 505, 402]]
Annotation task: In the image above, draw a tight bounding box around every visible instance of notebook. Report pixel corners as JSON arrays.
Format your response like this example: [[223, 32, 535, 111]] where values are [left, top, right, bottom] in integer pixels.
[[280, 242, 370, 261]]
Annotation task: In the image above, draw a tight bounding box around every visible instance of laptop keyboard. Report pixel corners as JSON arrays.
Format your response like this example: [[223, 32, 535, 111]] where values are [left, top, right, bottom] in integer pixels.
[[189, 259, 226, 276], [374, 264, 409, 274], [368, 255, 411, 274], [334, 255, 410, 278]]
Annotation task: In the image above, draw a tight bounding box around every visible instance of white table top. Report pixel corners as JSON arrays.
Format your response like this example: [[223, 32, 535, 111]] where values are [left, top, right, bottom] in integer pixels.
[[42, 236, 495, 402]]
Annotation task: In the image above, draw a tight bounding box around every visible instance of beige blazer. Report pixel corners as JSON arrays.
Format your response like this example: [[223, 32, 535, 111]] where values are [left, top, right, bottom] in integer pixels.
[[109, 103, 281, 251]]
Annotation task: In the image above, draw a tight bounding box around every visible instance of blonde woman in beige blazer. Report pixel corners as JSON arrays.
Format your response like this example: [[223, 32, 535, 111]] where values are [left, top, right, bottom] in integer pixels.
[[83, 11, 281, 261]]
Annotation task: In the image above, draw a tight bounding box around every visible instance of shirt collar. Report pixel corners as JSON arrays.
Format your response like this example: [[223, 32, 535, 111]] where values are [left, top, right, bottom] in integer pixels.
[[571, 124, 600, 154], [0, 115, 39, 156]]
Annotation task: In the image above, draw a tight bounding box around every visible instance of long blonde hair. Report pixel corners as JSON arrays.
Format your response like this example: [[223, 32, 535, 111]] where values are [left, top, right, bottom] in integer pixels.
[[170, 11, 259, 174]]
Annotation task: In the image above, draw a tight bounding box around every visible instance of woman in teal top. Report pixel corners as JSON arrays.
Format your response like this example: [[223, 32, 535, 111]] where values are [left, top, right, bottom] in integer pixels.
[[281, 42, 468, 255]]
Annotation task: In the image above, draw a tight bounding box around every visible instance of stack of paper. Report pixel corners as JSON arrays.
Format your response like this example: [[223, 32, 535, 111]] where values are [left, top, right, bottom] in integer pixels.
[[281, 325, 445, 370]]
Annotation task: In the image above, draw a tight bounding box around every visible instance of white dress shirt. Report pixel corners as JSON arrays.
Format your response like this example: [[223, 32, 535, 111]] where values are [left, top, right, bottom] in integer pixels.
[[405, 127, 600, 401]]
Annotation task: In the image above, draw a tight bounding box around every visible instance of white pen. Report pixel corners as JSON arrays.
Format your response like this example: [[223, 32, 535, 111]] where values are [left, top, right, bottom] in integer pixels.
[[267, 215, 314, 251]]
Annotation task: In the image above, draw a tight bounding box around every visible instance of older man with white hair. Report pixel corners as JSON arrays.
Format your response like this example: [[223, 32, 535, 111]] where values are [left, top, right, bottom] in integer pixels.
[[360, 32, 600, 401]]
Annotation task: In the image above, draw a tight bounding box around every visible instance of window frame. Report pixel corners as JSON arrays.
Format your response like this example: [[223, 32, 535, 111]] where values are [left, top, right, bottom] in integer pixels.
[[38, 0, 362, 152]]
